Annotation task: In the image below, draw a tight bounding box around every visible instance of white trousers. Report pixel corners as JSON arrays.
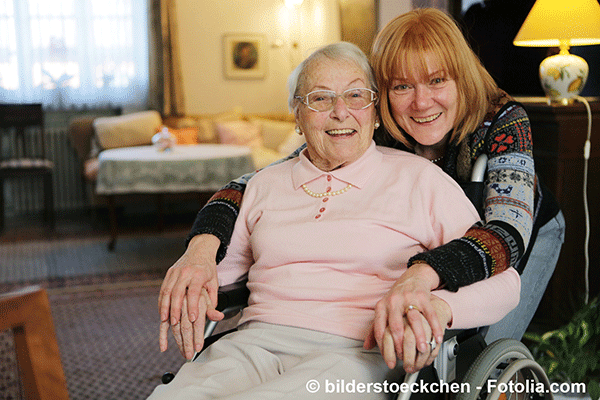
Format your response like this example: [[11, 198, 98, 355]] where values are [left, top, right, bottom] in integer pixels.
[[147, 322, 404, 399]]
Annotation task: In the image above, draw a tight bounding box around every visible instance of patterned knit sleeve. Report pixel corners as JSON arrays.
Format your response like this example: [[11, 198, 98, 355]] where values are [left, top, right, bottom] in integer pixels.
[[409, 103, 535, 291], [187, 144, 306, 263]]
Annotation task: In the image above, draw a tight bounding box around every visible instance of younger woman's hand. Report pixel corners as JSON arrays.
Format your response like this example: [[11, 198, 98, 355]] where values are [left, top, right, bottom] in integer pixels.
[[370, 263, 443, 358]]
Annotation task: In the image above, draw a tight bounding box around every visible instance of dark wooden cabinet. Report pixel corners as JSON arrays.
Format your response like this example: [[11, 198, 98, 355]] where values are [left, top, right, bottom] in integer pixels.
[[520, 99, 600, 327]]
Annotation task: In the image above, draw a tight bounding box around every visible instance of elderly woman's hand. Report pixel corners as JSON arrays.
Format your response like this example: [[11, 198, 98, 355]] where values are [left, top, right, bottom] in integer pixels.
[[161, 288, 224, 359], [158, 234, 221, 353], [369, 263, 444, 357]]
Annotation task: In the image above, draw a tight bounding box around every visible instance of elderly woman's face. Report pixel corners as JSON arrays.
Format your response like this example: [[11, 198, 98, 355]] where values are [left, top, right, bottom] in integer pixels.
[[295, 59, 377, 171]]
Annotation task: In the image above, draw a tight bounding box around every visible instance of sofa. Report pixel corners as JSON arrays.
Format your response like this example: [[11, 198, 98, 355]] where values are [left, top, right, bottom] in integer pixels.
[[162, 108, 304, 170], [67, 108, 305, 208]]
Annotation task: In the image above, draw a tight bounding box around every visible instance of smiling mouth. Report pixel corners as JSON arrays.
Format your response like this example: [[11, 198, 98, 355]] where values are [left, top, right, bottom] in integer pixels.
[[326, 129, 356, 137], [412, 113, 442, 123]]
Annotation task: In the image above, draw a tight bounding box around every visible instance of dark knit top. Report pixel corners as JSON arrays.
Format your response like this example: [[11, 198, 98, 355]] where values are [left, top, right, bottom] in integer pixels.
[[188, 92, 538, 292]]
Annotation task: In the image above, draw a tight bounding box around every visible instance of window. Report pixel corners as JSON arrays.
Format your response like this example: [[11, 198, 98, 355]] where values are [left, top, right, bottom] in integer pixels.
[[0, 0, 148, 109]]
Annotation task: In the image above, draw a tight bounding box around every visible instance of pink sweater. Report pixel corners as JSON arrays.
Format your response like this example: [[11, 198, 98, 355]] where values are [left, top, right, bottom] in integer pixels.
[[218, 143, 520, 340]]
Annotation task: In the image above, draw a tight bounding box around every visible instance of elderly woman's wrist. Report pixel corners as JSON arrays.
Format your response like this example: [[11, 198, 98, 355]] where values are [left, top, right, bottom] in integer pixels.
[[431, 295, 453, 328]]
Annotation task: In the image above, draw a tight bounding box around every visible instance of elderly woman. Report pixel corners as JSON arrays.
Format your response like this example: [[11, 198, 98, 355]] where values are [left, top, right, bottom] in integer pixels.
[[159, 8, 563, 358], [150, 42, 519, 400]]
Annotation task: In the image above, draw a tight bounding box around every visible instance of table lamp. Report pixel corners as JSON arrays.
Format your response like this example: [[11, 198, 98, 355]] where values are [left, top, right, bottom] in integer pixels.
[[513, 0, 600, 105]]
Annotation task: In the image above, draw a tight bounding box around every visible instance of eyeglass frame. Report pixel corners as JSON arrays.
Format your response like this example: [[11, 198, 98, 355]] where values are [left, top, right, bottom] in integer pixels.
[[294, 87, 379, 112]]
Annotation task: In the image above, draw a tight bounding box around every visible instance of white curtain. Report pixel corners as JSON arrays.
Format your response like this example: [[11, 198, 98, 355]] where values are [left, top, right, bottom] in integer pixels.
[[0, 0, 149, 110]]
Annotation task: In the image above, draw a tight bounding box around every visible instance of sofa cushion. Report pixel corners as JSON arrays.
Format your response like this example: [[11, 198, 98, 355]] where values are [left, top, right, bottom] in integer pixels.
[[196, 108, 243, 143], [277, 130, 306, 155], [215, 120, 263, 148], [94, 111, 162, 150], [170, 127, 200, 145], [251, 118, 296, 151]]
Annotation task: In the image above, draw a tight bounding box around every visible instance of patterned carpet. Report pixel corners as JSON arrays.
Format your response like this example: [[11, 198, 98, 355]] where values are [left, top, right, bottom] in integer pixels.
[[0, 230, 188, 289], [0, 230, 193, 400]]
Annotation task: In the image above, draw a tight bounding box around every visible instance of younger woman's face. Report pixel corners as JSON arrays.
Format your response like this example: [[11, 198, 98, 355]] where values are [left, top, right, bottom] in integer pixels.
[[388, 53, 458, 148]]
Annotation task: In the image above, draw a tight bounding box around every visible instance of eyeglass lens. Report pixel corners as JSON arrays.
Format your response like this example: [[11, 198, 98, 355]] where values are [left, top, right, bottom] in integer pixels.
[[306, 89, 375, 111]]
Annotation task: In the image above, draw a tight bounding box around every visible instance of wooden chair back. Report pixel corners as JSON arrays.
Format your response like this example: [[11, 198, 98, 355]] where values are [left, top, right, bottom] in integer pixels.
[[0, 103, 46, 161]]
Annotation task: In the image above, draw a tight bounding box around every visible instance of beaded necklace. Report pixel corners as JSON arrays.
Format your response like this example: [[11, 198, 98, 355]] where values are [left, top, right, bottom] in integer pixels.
[[301, 183, 353, 198]]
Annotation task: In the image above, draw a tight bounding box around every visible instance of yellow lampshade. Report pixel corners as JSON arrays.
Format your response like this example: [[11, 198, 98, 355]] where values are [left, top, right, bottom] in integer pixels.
[[513, 0, 600, 48], [513, 0, 600, 104]]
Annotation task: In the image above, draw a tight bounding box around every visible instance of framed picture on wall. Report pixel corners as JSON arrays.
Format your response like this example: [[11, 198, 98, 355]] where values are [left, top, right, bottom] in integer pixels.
[[223, 33, 267, 79]]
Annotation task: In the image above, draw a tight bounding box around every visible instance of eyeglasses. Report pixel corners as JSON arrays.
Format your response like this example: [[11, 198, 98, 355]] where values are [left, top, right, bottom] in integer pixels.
[[295, 88, 378, 112]]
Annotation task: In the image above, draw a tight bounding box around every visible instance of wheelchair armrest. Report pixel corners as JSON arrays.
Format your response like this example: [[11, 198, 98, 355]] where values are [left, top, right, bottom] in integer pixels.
[[202, 280, 250, 340], [444, 327, 483, 341], [216, 280, 250, 318]]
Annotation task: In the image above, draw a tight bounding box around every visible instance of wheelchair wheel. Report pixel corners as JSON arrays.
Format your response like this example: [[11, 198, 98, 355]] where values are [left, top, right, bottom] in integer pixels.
[[456, 339, 552, 400]]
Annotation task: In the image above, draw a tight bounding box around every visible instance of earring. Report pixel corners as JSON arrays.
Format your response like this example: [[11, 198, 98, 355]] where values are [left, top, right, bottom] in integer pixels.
[[295, 126, 302, 135], [374, 121, 380, 129]]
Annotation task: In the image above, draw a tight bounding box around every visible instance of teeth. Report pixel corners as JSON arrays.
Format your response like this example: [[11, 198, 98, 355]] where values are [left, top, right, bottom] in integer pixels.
[[413, 113, 441, 123], [327, 129, 354, 135]]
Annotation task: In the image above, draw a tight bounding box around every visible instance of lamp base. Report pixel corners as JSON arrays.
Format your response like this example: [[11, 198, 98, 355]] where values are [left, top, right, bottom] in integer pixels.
[[539, 52, 588, 105]]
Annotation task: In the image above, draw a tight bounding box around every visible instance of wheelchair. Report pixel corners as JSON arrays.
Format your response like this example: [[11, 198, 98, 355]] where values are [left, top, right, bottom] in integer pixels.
[[160, 154, 564, 400], [161, 278, 554, 400]]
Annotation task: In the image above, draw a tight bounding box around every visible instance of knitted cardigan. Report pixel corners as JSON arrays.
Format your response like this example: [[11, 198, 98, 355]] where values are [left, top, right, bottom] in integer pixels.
[[188, 92, 536, 292]]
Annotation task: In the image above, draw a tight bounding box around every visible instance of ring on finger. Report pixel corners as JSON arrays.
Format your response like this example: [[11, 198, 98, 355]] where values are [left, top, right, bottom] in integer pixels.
[[406, 304, 419, 313], [429, 337, 437, 351]]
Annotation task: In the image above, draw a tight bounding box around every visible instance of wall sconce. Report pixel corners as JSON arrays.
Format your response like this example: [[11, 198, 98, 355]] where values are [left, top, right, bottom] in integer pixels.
[[513, 0, 600, 105]]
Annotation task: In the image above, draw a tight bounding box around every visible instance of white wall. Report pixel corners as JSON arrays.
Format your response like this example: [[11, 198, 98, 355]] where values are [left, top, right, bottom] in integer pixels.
[[175, 0, 341, 115]]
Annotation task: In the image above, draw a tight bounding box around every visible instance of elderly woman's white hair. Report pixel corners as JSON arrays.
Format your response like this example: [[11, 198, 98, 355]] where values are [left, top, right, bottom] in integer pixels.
[[287, 42, 378, 111]]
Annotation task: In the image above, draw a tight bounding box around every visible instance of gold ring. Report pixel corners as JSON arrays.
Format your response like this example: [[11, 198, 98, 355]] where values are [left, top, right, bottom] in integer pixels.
[[406, 304, 419, 313]]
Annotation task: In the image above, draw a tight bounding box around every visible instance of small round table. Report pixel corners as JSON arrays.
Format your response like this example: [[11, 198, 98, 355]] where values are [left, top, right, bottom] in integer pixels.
[[95, 144, 255, 250]]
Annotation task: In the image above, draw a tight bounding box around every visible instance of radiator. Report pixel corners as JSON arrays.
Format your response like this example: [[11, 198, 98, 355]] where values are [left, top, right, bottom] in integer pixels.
[[2, 127, 86, 217]]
